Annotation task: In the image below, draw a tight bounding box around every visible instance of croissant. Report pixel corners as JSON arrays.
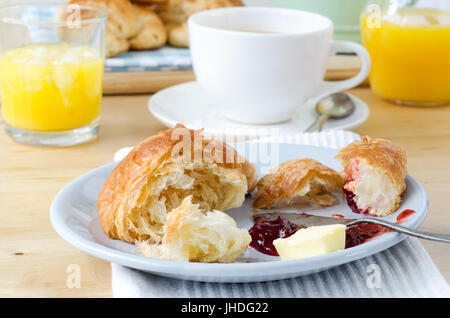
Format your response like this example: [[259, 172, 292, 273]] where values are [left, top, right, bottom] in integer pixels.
[[253, 159, 343, 211], [97, 124, 257, 244], [335, 136, 407, 217], [138, 196, 251, 262], [68, 0, 167, 57], [133, 0, 244, 47]]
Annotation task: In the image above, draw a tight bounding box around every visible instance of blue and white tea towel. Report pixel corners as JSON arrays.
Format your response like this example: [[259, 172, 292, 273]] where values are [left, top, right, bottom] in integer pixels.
[[105, 47, 192, 72]]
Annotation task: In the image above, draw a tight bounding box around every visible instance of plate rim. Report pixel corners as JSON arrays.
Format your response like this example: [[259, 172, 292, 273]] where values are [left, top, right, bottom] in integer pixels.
[[50, 143, 428, 281], [148, 81, 370, 137]]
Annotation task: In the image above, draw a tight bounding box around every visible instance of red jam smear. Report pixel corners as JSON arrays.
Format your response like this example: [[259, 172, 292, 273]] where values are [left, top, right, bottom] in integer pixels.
[[345, 224, 389, 248], [396, 209, 415, 224], [331, 214, 345, 219], [248, 216, 305, 256], [343, 188, 365, 214], [345, 209, 415, 248]]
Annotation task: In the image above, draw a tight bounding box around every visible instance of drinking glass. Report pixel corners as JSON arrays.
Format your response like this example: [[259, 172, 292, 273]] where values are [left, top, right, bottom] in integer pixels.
[[0, 4, 106, 146], [361, 0, 450, 106]]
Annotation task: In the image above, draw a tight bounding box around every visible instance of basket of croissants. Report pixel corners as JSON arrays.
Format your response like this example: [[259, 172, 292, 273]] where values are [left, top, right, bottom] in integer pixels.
[[69, 0, 244, 57]]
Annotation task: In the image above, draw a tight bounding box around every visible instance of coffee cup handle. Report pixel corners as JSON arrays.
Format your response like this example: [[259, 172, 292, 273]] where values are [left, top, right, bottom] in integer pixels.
[[313, 41, 371, 99]]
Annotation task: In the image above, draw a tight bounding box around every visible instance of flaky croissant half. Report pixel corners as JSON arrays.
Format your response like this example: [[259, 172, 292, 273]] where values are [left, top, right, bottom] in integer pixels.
[[253, 159, 343, 211], [97, 124, 257, 244], [335, 136, 407, 217]]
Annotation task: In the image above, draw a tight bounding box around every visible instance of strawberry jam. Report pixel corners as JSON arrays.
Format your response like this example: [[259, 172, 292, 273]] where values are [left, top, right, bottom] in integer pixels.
[[343, 188, 364, 214], [249, 216, 305, 256], [396, 209, 415, 224], [345, 224, 389, 248]]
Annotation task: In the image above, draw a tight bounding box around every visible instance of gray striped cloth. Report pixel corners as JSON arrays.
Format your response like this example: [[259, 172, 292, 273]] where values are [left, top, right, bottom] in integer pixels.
[[112, 130, 450, 297]]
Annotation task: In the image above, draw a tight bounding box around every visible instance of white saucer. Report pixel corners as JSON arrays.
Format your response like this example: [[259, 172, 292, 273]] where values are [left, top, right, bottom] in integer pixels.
[[149, 81, 369, 138]]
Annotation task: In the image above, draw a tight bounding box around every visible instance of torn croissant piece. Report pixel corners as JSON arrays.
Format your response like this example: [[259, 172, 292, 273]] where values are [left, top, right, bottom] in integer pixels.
[[97, 124, 257, 245], [138, 196, 251, 262], [335, 136, 407, 217], [253, 159, 343, 211]]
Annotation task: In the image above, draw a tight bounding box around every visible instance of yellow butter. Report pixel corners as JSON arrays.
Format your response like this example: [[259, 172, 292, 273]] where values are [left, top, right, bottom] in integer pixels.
[[273, 224, 346, 260]]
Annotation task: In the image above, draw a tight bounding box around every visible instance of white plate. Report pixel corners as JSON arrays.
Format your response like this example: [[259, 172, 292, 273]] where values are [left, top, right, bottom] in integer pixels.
[[148, 82, 370, 139], [50, 143, 428, 283]]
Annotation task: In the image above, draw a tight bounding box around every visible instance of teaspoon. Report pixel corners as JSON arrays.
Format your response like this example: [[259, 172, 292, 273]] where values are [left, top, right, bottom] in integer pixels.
[[305, 92, 356, 133]]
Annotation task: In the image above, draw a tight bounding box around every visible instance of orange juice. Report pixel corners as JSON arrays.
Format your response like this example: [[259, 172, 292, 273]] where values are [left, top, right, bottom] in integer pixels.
[[361, 9, 450, 105], [0, 43, 103, 131]]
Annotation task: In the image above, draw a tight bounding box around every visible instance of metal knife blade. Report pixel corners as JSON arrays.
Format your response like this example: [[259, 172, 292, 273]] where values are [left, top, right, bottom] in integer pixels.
[[253, 212, 356, 227]]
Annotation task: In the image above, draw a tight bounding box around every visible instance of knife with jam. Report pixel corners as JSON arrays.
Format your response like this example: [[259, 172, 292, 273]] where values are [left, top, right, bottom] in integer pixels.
[[249, 210, 415, 256]]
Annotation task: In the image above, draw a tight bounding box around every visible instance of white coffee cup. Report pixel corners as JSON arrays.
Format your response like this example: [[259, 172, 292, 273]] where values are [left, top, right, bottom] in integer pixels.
[[189, 7, 371, 124]]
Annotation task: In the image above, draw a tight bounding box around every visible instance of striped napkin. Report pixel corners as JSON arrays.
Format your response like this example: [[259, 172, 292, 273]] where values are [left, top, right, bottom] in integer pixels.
[[112, 130, 450, 298], [105, 47, 192, 72]]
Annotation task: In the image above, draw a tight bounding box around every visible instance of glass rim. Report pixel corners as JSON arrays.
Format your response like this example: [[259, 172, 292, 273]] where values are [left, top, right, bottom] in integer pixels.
[[0, 3, 107, 26]]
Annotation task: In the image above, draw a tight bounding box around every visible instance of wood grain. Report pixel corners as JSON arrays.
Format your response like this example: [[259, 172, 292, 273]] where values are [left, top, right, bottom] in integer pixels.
[[103, 55, 365, 95], [103, 70, 196, 95], [0, 88, 449, 297]]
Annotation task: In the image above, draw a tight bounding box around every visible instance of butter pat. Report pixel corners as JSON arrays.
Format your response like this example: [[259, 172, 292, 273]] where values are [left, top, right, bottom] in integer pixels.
[[273, 224, 346, 260]]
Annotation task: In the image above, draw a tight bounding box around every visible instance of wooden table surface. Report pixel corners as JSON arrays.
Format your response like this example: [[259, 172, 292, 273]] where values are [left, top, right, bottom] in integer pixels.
[[1, 87, 449, 297]]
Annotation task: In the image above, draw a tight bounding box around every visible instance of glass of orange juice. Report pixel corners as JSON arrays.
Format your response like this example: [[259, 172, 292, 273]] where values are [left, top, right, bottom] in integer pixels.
[[361, 0, 450, 106], [0, 4, 106, 146]]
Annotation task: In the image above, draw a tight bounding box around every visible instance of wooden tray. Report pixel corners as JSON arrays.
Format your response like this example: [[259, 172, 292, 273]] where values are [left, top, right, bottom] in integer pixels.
[[103, 55, 366, 95]]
